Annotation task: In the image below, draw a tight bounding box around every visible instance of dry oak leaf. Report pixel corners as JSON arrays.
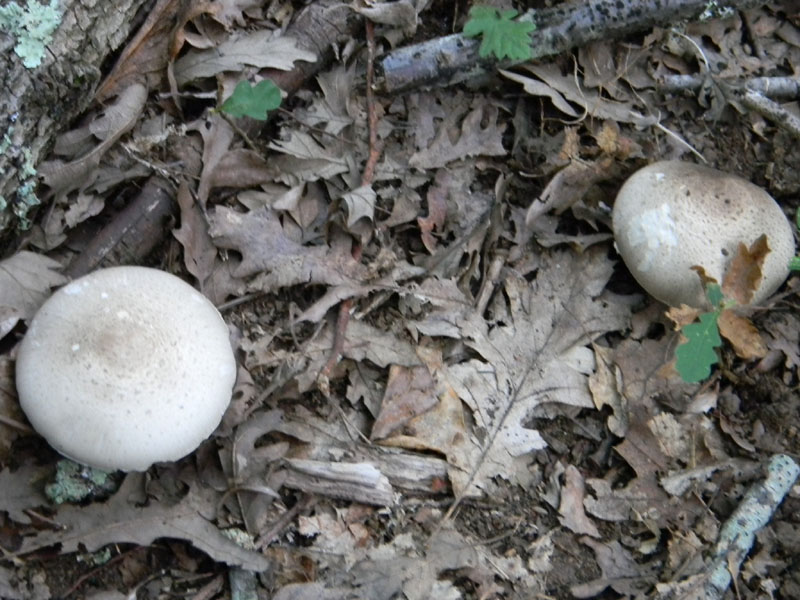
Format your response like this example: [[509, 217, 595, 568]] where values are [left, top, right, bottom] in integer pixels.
[[267, 130, 351, 185], [718, 309, 768, 360], [20, 476, 269, 571], [208, 205, 368, 288], [173, 182, 217, 288], [0, 463, 50, 524], [504, 63, 658, 127], [407, 248, 630, 494], [409, 103, 506, 169], [371, 365, 438, 441], [418, 169, 450, 253], [721, 235, 769, 305], [0, 251, 66, 337], [173, 30, 316, 85], [95, 0, 184, 101], [463, 248, 631, 419], [558, 465, 600, 537], [39, 83, 148, 200]]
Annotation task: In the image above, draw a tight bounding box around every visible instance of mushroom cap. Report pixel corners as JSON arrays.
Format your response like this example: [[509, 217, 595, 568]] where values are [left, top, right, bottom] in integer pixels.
[[15, 266, 237, 471], [612, 161, 795, 308]]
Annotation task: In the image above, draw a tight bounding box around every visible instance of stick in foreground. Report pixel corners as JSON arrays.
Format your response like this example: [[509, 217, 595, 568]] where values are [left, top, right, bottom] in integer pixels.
[[705, 453, 799, 600]]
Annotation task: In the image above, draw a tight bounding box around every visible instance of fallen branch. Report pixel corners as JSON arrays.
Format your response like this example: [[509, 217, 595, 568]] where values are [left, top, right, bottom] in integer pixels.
[[740, 89, 800, 138], [658, 74, 800, 138], [377, 0, 769, 94], [658, 75, 800, 99], [704, 454, 799, 600]]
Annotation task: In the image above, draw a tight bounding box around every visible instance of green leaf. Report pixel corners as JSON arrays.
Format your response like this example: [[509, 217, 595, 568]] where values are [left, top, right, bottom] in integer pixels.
[[706, 283, 723, 308], [790, 256, 800, 271], [220, 80, 281, 120], [675, 311, 722, 383], [462, 5, 534, 62]]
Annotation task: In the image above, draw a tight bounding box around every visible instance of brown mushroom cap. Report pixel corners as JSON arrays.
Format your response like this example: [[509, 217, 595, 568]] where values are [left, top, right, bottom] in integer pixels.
[[15, 266, 237, 471], [612, 161, 795, 308]]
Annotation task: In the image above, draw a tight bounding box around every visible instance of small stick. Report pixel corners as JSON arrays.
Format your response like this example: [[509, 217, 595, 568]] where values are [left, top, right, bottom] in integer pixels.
[[741, 89, 800, 138], [318, 18, 382, 391], [704, 454, 799, 600], [657, 74, 800, 99]]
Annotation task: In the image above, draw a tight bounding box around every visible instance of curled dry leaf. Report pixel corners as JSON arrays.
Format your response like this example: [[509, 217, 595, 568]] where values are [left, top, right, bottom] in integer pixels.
[[173, 30, 317, 85], [0, 251, 66, 337]]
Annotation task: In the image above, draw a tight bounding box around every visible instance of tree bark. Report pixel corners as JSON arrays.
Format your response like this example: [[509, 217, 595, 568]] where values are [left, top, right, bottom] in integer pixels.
[[0, 0, 149, 244]]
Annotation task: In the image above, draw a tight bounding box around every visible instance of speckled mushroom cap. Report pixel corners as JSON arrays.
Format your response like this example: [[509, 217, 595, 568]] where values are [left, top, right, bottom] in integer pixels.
[[612, 161, 795, 308], [15, 266, 237, 471]]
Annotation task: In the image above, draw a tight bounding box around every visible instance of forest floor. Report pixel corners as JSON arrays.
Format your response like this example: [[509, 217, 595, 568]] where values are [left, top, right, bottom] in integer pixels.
[[1, 1, 799, 599]]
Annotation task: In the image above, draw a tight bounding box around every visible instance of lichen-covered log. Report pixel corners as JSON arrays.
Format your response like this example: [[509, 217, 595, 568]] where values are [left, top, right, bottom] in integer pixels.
[[0, 0, 148, 243]]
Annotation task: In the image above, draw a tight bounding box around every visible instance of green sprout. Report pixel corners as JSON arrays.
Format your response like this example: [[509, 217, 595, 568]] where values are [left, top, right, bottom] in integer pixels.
[[674, 283, 729, 383], [462, 6, 535, 62], [219, 79, 281, 120], [789, 208, 800, 271]]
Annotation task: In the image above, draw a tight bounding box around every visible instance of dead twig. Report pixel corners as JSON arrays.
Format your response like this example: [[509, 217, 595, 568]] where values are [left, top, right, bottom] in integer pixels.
[[318, 18, 382, 393], [740, 90, 800, 138], [658, 74, 800, 138]]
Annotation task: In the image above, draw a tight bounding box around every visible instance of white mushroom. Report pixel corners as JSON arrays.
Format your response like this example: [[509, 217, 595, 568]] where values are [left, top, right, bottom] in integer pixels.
[[612, 161, 795, 308], [15, 266, 236, 471]]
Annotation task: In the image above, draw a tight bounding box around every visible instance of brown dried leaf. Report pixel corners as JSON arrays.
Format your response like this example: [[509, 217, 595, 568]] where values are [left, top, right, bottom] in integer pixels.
[[0, 251, 66, 333], [267, 131, 350, 185], [96, 0, 185, 101], [39, 84, 148, 200], [500, 69, 580, 118], [208, 205, 368, 289], [172, 183, 217, 287], [418, 170, 449, 253], [573, 538, 656, 598], [193, 115, 235, 207], [352, 0, 418, 34], [0, 463, 50, 523], [208, 0, 264, 28], [665, 304, 702, 330], [506, 63, 658, 127], [371, 365, 437, 441], [721, 235, 769, 306], [558, 465, 600, 537], [409, 249, 630, 494], [588, 343, 627, 436], [173, 30, 316, 86], [341, 184, 376, 228], [690, 265, 718, 290], [525, 157, 614, 227], [409, 104, 506, 169], [718, 309, 768, 360], [20, 476, 270, 571], [763, 313, 800, 370]]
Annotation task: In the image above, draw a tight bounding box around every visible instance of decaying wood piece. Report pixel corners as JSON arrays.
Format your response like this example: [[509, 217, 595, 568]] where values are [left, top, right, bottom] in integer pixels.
[[352, 446, 450, 494], [63, 176, 176, 279], [282, 458, 395, 506], [377, 0, 770, 94], [0, 0, 149, 242]]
